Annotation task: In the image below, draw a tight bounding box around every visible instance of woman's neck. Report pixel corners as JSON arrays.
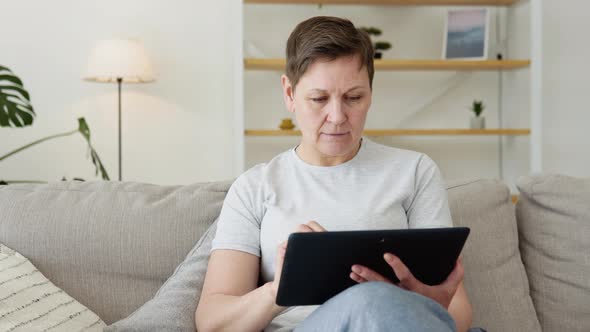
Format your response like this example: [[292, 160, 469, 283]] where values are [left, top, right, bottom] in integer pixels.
[[295, 139, 362, 167]]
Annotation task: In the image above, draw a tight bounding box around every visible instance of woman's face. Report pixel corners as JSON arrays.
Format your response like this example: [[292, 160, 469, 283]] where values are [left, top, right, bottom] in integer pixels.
[[281, 55, 372, 166]]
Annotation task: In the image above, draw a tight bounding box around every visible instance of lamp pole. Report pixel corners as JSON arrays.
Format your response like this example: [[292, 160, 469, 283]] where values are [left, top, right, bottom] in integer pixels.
[[84, 39, 155, 182], [117, 77, 122, 181]]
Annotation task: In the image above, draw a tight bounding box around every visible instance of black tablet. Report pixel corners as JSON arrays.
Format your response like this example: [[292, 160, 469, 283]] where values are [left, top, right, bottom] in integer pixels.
[[276, 227, 470, 306]]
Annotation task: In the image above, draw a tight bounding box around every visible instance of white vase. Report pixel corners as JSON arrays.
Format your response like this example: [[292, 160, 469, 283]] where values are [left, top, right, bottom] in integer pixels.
[[470, 116, 485, 129]]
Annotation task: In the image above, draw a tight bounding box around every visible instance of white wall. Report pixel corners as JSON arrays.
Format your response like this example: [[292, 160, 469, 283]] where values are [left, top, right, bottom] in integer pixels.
[[542, 0, 590, 177], [2, 1, 588, 185], [1, 0, 239, 185]]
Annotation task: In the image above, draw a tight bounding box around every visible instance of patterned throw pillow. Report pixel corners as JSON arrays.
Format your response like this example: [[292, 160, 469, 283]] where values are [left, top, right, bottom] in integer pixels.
[[0, 244, 106, 332]]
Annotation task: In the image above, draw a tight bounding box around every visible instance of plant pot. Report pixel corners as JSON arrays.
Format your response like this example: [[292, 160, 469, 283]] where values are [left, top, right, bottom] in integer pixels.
[[470, 116, 485, 129]]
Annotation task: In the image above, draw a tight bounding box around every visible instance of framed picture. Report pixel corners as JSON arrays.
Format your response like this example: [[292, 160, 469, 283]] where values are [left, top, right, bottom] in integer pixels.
[[443, 8, 490, 60]]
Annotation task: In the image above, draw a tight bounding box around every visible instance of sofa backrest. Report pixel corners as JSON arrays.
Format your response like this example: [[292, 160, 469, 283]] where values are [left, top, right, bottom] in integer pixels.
[[517, 174, 590, 332], [447, 179, 541, 332], [2, 178, 561, 331], [0, 180, 231, 324]]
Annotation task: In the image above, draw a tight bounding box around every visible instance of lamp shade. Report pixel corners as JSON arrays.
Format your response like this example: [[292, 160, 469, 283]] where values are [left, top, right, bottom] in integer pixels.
[[84, 39, 155, 83]]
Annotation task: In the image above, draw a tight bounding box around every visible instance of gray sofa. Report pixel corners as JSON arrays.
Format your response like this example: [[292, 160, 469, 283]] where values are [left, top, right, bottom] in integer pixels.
[[0, 174, 588, 331]]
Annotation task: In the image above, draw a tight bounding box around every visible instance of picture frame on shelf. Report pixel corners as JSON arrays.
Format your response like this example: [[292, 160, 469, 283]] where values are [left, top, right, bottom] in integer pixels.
[[442, 8, 490, 60]]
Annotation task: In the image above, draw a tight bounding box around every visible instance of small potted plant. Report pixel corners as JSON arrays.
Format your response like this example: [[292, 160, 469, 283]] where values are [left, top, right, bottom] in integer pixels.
[[469, 100, 486, 129], [360, 27, 392, 59]]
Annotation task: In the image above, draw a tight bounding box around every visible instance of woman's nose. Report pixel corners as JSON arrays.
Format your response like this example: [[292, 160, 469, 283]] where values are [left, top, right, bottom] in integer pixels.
[[326, 100, 347, 124]]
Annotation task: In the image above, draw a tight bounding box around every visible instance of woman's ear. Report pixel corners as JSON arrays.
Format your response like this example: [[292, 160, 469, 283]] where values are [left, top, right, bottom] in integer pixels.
[[281, 75, 295, 113]]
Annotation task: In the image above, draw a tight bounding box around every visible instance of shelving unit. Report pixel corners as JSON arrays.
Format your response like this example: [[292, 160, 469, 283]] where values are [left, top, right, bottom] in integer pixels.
[[244, 58, 530, 71], [244, 0, 519, 5], [236, 0, 542, 181]]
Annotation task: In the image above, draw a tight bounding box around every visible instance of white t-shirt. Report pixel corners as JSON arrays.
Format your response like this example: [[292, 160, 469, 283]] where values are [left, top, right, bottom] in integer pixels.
[[211, 138, 453, 331]]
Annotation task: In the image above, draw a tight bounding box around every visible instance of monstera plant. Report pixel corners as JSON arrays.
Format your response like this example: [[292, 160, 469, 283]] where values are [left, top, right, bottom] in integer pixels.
[[0, 65, 109, 183]]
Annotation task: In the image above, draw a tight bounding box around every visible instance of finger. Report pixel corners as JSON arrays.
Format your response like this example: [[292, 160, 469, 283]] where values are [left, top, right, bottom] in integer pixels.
[[295, 224, 314, 233], [306, 220, 327, 232], [385, 254, 420, 290], [277, 241, 288, 265], [351, 265, 391, 283], [274, 243, 287, 284], [279, 240, 287, 250], [443, 259, 465, 289], [349, 272, 368, 283]]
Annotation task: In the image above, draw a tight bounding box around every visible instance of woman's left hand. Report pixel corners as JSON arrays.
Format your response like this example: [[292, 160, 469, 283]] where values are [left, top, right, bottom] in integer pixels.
[[350, 253, 464, 309]]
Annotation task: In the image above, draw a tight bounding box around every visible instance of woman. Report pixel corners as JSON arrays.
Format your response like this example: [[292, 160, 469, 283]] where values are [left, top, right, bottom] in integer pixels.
[[196, 16, 473, 332]]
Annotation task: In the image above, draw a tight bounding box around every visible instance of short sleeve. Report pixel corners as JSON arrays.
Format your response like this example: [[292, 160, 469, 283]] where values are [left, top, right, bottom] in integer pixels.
[[210, 165, 266, 257], [406, 155, 453, 228]]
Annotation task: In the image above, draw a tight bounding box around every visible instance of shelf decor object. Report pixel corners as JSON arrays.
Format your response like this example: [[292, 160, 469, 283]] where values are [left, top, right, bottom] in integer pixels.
[[279, 118, 296, 130], [469, 100, 486, 129], [443, 8, 490, 60], [360, 26, 392, 59], [84, 39, 156, 181]]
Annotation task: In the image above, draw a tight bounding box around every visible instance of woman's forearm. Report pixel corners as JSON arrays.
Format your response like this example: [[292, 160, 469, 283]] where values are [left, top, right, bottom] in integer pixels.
[[448, 294, 472, 332], [449, 309, 471, 332], [196, 282, 285, 332]]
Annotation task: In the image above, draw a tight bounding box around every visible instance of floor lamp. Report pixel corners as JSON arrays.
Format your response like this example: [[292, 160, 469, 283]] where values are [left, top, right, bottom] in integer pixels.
[[84, 39, 155, 181]]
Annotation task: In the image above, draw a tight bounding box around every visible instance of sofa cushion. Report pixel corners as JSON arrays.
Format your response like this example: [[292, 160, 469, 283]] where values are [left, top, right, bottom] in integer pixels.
[[105, 221, 217, 332], [447, 179, 541, 332], [516, 174, 590, 332], [0, 243, 106, 331], [0, 180, 232, 324]]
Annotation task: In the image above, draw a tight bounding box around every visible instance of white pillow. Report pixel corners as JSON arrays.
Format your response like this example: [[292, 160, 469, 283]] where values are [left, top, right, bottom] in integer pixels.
[[0, 244, 106, 332]]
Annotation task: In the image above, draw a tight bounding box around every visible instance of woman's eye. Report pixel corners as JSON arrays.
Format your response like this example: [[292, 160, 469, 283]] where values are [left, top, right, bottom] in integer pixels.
[[311, 97, 328, 103], [347, 96, 362, 101]]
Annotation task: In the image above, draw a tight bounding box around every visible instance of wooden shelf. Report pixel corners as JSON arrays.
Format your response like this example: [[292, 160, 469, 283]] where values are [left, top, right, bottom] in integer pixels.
[[245, 58, 530, 71], [245, 129, 531, 136], [244, 0, 519, 6]]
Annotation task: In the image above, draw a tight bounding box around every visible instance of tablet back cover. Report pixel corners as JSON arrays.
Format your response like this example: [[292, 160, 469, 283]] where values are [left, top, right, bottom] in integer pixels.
[[276, 227, 469, 306]]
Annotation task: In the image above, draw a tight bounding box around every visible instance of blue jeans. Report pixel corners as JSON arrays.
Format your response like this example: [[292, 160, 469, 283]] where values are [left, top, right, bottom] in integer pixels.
[[294, 282, 486, 332]]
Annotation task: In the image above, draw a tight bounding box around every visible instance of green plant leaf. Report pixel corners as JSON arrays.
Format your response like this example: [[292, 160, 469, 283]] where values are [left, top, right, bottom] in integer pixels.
[[375, 41, 392, 50], [0, 115, 110, 181], [360, 27, 382, 36], [0, 74, 24, 86], [77, 117, 110, 180], [469, 100, 485, 117], [78, 117, 90, 140], [0, 66, 35, 128]]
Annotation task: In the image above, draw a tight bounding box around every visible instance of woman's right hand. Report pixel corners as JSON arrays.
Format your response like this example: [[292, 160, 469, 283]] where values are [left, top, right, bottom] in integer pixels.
[[270, 221, 327, 300]]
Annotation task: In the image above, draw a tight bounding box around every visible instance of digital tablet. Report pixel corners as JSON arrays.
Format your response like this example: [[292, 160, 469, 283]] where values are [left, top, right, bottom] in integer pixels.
[[276, 227, 470, 306]]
